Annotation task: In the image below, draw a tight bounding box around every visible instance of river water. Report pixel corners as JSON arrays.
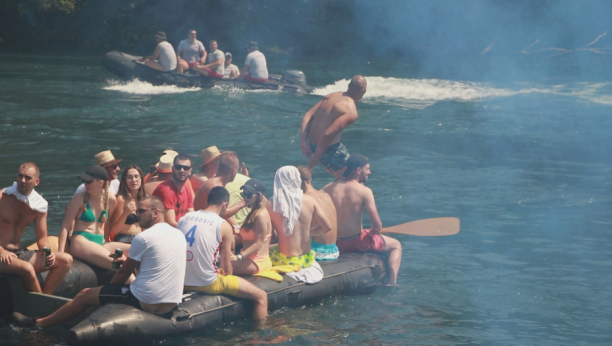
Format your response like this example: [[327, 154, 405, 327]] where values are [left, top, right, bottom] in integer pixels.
[[1, 53, 612, 345]]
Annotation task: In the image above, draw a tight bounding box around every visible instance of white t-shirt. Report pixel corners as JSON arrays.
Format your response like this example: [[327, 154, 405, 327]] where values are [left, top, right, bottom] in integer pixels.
[[157, 41, 177, 71], [208, 49, 225, 75], [128, 222, 186, 304], [178, 210, 225, 287], [244, 50, 268, 79], [223, 64, 240, 79], [74, 179, 120, 196], [177, 39, 205, 63]]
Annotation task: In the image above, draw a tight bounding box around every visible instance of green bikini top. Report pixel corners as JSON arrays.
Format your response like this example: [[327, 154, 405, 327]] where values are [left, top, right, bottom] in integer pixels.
[[79, 201, 108, 223]]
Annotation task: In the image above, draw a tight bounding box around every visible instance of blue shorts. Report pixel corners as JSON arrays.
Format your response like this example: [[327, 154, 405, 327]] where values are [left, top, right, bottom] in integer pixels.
[[311, 240, 339, 261]]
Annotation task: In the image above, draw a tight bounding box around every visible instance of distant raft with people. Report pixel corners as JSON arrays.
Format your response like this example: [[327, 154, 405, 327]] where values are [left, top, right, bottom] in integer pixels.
[[103, 51, 313, 94], [0, 251, 386, 345]]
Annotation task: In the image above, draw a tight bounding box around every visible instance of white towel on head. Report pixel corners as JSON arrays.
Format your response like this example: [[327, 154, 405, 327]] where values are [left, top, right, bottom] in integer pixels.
[[272, 166, 303, 236], [3, 182, 48, 213]]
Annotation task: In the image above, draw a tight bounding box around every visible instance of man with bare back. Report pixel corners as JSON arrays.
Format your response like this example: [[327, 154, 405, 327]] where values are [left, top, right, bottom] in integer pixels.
[[300, 75, 367, 179], [194, 152, 239, 211], [322, 155, 402, 286], [297, 166, 339, 261], [267, 166, 332, 269], [0, 163, 73, 294]]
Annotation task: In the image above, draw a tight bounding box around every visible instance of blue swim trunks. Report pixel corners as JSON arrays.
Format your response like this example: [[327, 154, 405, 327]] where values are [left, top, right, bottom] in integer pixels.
[[311, 240, 339, 261]]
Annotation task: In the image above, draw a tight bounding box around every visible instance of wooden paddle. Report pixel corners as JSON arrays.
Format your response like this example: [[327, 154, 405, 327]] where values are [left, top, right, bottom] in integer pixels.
[[380, 217, 460, 236]]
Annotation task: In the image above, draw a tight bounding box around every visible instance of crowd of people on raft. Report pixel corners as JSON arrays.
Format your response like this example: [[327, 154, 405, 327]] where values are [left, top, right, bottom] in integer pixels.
[[3, 75, 403, 329], [139, 30, 268, 82]]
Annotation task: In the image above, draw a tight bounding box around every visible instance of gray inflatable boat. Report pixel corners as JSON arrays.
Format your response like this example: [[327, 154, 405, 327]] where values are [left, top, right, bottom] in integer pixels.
[[1, 252, 386, 345]]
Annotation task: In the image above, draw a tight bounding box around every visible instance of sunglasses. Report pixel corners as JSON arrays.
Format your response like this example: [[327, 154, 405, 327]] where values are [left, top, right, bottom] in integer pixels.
[[107, 164, 119, 170], [136, 208, 156, 214], [241, 191, 254, 199], [82, 179, 93, 185], [174, 164, 192, 171]]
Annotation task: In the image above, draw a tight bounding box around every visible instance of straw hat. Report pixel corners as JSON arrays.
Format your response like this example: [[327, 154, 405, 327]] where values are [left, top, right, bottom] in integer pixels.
[[200, 146, 222, 167], [94, 150, 122, 167], [156, 154, 174, 173], [163, 150, 179, 158]]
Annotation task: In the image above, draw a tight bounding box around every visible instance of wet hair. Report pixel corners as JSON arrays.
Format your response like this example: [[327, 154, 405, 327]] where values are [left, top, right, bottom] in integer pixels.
[[210, 40, 217, 45], [19, 162, 40, 178], [298, 166, 312, 182], [217, 151, 238, 176], [207, 186, 230, 206], [117, 165, 146, 202], [173, 154, 191, 166], [141, 195, 164, 212]]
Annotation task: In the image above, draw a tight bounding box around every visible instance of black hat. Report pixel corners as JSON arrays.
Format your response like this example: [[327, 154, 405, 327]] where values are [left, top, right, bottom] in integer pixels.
[[78, 165, 109, 182], [241, 178, 266, 195], [342, 154, 369, 178]]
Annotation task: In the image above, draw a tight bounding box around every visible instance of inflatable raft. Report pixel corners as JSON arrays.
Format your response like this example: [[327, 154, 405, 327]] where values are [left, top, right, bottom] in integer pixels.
[[0, 252, 386, 345], [103, 51, 313, 94]]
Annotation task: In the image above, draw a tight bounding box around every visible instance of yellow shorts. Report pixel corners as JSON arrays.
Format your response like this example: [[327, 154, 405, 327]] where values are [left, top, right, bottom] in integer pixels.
[[269, 246, 314, 269], [184, 274, 240, 296]]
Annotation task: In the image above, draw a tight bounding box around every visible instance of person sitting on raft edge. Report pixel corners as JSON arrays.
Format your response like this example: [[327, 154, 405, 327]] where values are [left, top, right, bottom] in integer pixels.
[[297, 166, 339, 261], [241, 41, 268, 83], [323, 154, 403, 286], [13, 196, 187, 328], [138, 31, 177, 72], [0, 162, 73, 294], [266, 166, 332, 269], [179, 186, 268, 324]]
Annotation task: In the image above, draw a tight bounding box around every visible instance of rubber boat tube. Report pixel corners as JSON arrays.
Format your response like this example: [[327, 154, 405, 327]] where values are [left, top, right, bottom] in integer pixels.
[[0, 252, 385, 344], [103, 51, 313, 94], [68, 252, 385, 345]]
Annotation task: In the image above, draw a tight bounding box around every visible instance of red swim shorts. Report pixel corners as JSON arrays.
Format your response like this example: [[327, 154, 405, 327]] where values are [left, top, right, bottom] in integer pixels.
[[336, 229, 385, 253], [244, 73, 268, 83], [205, 68, 223, 79], [179, 58, 200, 70]]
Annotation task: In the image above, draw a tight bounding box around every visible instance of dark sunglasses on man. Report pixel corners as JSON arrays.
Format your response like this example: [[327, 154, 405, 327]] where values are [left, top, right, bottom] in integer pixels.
[[174, 164, 191, 171]]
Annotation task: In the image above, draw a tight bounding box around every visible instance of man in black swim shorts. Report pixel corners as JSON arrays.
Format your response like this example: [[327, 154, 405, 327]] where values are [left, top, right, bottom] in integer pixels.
[[300, 75, 367, 179]]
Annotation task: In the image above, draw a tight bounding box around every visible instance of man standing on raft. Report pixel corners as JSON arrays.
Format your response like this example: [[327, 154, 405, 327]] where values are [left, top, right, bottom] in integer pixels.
[[300, 75, 367, 179], [323, 155, 402, 286], [0, 163, 73, 294]]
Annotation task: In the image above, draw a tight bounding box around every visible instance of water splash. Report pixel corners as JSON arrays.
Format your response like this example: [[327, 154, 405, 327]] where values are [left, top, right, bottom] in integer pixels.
[[313, 77, 612, 108], [102, 79, 201, 95]]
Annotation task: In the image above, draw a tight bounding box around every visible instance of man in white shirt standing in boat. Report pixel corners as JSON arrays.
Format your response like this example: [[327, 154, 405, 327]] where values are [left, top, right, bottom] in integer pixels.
[[139, 31, 177, 72], [180, 186, 268, 323], [322, 154, 402, 286], [193, 40, 224, 79], [176, 29, 207, 74], [13, 196, 187, 328], [0, 162, 73, 294], [241, 41, 268, 82]]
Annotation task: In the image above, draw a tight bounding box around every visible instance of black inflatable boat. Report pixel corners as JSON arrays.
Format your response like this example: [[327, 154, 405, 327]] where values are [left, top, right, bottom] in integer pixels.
[[1, 252, 386, 345], [103, 51, 313, 94]]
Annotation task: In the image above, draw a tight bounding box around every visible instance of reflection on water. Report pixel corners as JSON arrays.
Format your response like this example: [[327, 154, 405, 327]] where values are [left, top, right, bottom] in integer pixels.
[[1, 54, 612, 345]]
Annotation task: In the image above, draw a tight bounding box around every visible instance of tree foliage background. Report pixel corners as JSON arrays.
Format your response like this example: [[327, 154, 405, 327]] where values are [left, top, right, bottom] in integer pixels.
[[0, 0, 358, 58]]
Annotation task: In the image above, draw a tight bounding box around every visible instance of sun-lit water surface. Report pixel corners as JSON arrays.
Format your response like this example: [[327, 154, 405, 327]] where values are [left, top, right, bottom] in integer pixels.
[[0, 54, 611, 345]]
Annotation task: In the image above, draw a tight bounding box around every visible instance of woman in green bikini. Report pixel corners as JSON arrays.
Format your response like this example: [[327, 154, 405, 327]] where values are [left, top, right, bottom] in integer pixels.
[[58, 166, 129, 271]]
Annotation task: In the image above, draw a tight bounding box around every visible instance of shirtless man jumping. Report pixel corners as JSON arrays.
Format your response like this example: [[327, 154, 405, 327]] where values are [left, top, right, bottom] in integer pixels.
[[0, 163, 73, 294], [300, 75, 367, 179], [323, 155, 402, 286]]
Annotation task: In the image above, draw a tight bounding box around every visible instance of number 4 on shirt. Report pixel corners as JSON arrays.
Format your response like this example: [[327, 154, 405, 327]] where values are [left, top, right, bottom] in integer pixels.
[[185, 225, 197, 247]]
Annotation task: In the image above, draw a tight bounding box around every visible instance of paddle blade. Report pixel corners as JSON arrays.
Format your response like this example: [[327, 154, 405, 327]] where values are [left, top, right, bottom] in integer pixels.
[[380, 217, 460, 236]]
